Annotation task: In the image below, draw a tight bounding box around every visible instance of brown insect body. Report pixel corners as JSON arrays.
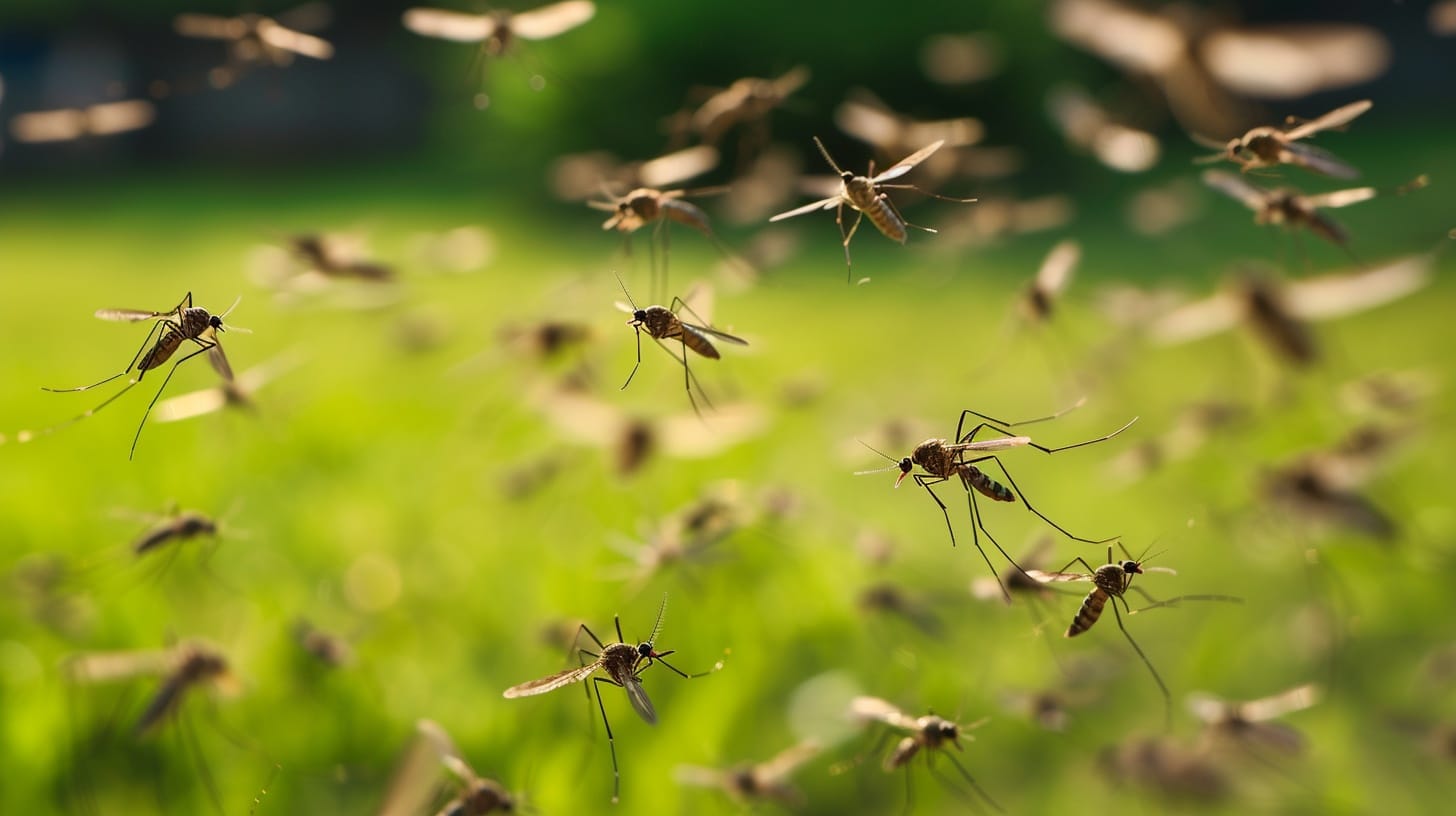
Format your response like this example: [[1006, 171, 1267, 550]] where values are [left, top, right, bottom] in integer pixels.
[[1241, 276, 1317, 365], [907, 438, 1015, 502], [630, 306, 718, 359], [136, 647, 230, 735], [842, 175, 906, 243], [440, 777, 515, 815], [1067, 561, 1140, 637], [132, 510, 218, 556], [143, 308, 221, 371], [601, 188, 714, 237]]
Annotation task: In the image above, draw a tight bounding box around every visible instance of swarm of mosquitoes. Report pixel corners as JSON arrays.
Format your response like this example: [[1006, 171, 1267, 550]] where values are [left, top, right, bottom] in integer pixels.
[[3, 0, 1450, 813]]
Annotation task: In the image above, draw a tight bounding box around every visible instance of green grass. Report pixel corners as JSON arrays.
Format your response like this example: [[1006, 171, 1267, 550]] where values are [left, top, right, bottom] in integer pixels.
[[1, 154, 1454, 816]]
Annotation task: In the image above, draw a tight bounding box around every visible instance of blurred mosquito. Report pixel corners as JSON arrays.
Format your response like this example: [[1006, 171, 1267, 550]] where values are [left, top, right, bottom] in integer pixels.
[[1028, 545, 1241, 727], [1045, 84, 1160, 173], [1202, 169, 1375, 255], [123, 503, 228, 560], [378, 719, 516, 816], [1187, 683, 1321, 758], [1150, 255, 1433, 368], [1262, 459, 1396, 541], [174, 4, 334, 88], [40, 292, 245, 458], [1194, 99, 1371, 179], [403, 1, 595, 104], [502, 597, 717, 803], [675, 740, 820, 807], [155, 353, 301, 425], [591, 185, 728, 295], [293, 620, 353, 669], [857, 581, 942, 637], [673, 66, 810, 161], [834, 89, 984, 178], [282, 233, 394, 282], [1099, 735, 1230, 802], [8, 99, 156, 144], [530, 381, 767, 476], [548, 144, 719, 203], [1019, 239, 1082, 324], [848, 696, 1002, 813], [770, 137, 975, 282], [857, 403, 1136, 601], [66, 641, 236, 737], [616, 278, 747, 415]]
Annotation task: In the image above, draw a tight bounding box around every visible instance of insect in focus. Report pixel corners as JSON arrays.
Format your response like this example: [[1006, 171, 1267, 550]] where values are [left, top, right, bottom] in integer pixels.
[[1202, 169, 1376, 253], [848, 695, 1003, 813], [8, 99, 156, 144], [770, 137, 975, 281], [174, 5, 334, 88], [615, 279, 748, 415], [675, 740, 821, 807], [858, 403, 1137, 602], [1028, 546, 1241, 726], [1195, 99, 1371, 179], [502, 597, 717, 802], [1187, 683, 1322, 758], [378, 719, 516, 816], [39, 292, 244, 458]]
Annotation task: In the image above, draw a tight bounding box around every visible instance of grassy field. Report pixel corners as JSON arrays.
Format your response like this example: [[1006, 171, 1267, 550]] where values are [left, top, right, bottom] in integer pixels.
[[0, 136, 1454, 816]]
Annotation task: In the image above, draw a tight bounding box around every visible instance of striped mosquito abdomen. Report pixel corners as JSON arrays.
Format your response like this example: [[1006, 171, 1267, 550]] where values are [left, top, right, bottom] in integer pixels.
[[962, 465, 1015, 503], [140, 330, 187, 371], [845, 178, 907, 243], [1066, 587, 1109, 638]]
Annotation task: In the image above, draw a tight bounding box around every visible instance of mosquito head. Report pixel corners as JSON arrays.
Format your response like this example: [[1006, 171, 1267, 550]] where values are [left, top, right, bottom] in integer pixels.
[[839, 170, 855, 184], [1119, 560, 1144, 575], [209, 314, 225, 332], [854, 440, 915, 487], [892, 457, 913, 487]]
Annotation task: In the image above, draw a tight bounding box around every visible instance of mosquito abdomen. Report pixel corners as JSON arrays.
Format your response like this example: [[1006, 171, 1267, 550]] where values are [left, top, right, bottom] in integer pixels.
[[661, 199, 713, 236], [1066, 588, 1108, 637], [680, 330, 721, 359], [963, 466, 1015, 502]]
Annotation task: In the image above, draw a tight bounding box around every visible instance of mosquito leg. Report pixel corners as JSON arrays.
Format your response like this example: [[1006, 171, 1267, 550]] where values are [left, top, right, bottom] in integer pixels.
[[180, 712, 225, 815], [620, 328, 643, 390], [1111, 600, 1171, 729], [648, 338, 714, 415], [954, 402, 1086, 442], [901, 759, 914, 816], [1049, 555, 1101, 576], [969, 455, 1114, 545], [44, 319, 168, 393], [912, 474, 956, 546], [961, 486, 1010, 603], [1129, 592, 1244, 614], [131, 340, 217, 459], [591, 676, 623, 803], [944, 753, 1003, 814], [877, 182, 978, 204], [842, 209, 865, 283]]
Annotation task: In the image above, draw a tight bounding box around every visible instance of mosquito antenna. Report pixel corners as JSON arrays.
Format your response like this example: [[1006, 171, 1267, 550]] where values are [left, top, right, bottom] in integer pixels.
[[853, 440, 907, 476], [614, 271, 638, 311], [218, 295, 243, 320], [648, 593, 668, 645], [811, 136, 845, 175]]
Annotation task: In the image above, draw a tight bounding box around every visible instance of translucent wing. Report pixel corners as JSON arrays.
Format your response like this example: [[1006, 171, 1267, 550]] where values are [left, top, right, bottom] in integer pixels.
[[532, 387, 627, 448], [1284, 255, 1431, 321], [873, 139, 945, 182], [948, 436, 1033, 453], [769, 196, 841, 222], [95, 307, 172, 322], [658, 403, 768, 458], [377, 720, 450, 816], [1202, 169, 1269, 211], [1281, 141, 1359, 179], [758, 740, 821, 782], [86, 100, 156, 135], [639, 145, 719, 188], [402, 8, 497, 42], [173, 14, 245, 40], [850, 696, 920, 731], [1239, 683, 1321, 722], [622, 674, 658, 724], [1048, 0, 1186, 76], [1024, 570, 1092, 584], [502, 661, 600, 698], [65, 649, 175, 683], [1200, 26, 1389, 99], [1149, 291, 1241, 344], [207, 340, 235, 382], [1283, 99, 1373, 141], [1035, 240, 1081, 297], [512, 0, 597, 40], [682, 322, 748, 347], [257, 21, 334, 60], [1302, 186, 1376, 210], [154, 387, 228, 423], [9, 109, 87, 143]]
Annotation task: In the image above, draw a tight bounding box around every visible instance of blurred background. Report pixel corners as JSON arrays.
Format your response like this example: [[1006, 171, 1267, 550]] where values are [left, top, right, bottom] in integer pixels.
[[1, 1, 1454, 814]]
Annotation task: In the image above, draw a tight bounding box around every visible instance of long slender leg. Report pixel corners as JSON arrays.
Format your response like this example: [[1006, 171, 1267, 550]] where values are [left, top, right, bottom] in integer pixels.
[[943, 753, 1003, 814], [648, 338, 714, 415], [954, 402, 1087, 443], [968, 455, 1115, 545], [44, 319, 170, 393], [901, 759, 914, 816], [592, 676, 623, 803], [1111, 599, 1171, 729], [1049, 554, 1101, 577], [960, 485, 1010, 603], [842, 209, 865, 283], [620, 328, 643, 390], [131, 340, 217, 459], [1128, 592, 1244, 613], [912, 474, 956, 546], [179, 711, 224, 815]]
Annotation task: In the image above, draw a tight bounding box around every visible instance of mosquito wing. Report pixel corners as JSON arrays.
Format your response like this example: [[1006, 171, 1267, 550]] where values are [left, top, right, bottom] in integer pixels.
[[758, 740, 821, 782], [948, 435, 1033, 453], [850, 696, 921, 731], [402, 8, 498, 42], [1024, 569, 1092, 584], [86, 100, 156, 136], [417, 720, 482, 786], [1285, 255, 1431, 321], [1239, 683, 1322, 722], [9, 109, 85, 143], [639, 145, 719, 188], [1281, 141, 1360, 179], [207, 339, 235, 382], [154, 387, 228, 423], [95, 308, 172, 322], [503, 661, 601, 698], [258, 20, 334, 59], [1302, 186, 1376, 210], [1035, 239, 1081, 296], [1149, 291, 1241, 345], [65, 649, 175, 683], [1202, 169, 1269, 211], [873, 139, 945, 182], [621, 673, 658, 724], [682, 322, 748, 348], [659, 403, 768, 458], [512, 1, 597, 40], [769, 196, 840, 222], [377, 720, 451, 816], [1049, 0, 1186, 76], [1200, 27, 1389, 99]]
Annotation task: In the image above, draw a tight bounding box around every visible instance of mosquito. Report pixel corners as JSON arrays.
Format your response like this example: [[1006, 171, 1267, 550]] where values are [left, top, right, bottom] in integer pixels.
[[378, 719, 516, 816], [283, 233, 395, 282], [1028, 545, 1241, 727], [1046, 84, 1160, 173], [502, 597, 717, 803], [403, 1, 595, 59], [1019, 239, 1082, 324], [40, 292, 245, 458], [1195, 99, 1371, 178], [677, 66, 810, 159], [124, 504, 225, 559], [857, 402, 1136, 601], [615, 278, 748, 415], [1262, 459, 1396, 541], [1187, 683, 1321, 758], [66, 641, 236, 736], [293, 620, 353, 668], [591, 185, 728, 295], [1202, 168, 1375, 253], [174, 5, 334, 88], [674, 740, 820, 807], [770, 137, 975, 281], [8, 99, 156, 144], [849, 696, 1003, 813], [1099, 735, 1230, 802]]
